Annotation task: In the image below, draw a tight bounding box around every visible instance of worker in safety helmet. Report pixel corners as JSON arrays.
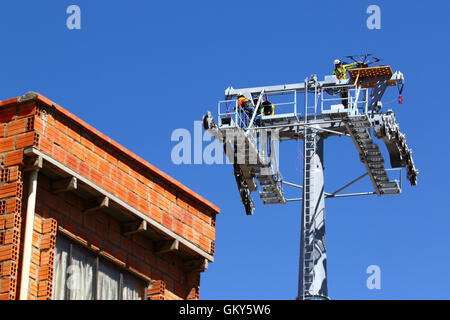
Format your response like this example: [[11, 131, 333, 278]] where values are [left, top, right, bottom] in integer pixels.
[[261, 99, 275, 116], [237, 94, 254, 127], [333, 59, 358, 108], [333, 59, 358, 80]]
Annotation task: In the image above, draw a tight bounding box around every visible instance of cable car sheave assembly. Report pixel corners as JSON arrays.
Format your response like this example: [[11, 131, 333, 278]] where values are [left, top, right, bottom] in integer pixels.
[[202, 59, 418, 300]]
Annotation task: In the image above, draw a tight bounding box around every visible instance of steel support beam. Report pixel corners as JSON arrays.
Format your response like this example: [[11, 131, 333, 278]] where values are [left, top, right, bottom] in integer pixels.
[[298, 132, 328, 300]]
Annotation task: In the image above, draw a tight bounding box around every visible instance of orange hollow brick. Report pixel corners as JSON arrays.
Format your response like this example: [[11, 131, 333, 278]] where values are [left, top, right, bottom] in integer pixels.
[[149, 189, 158, 205], [0, 136, 15, 153], [0, 182, 22, 199], [0, 277, 14, 294], [38, 266, 53, 281], [1, 213, 21, 230], [111, 166, 123, 184], [37, 282, 52, 298], [6, 118, 27, 137], [41, 218, 57, 235], [115, 183, 127, 202], [16, 131, 38, 149], [0, 244, 17, 262], [33, 117, 44, 135], [5, 198, 21, 214], [73, 141, 86, 161], [52, 145, 66, 164], [65, 153, 78, 171], [127, 191, 138, 209], [182, 211, 193, 227], [38, 136, 52, 155], [7, 166, 21, 183], [103, 176, 115, 194], [158, 195, 170, 213], [46, 126, 61, 145], [78, 161, 90, 178], [173, 219, 184, 236], [123, 174, 136, 192], [148, 280, 165, 296], [60, 134, 73, 152], [170, 204, 183, 221], [90, 168, 102, 186], [98, 159, 111, 176], [150, 205, 162, 223], [138, 198, 150, 215], [135, 182, 148, 200], [203, 224, 216, 241], [0, 229, 20, 245], [162, 213, 173, 229], [29, 263, 37, 280], [198, 235, 210, 252], [33, 216, 43, 233], [86, 150, 99, 169], [192, 217, 204, 234], [40, 252, 53, 266], [183, 228, 194, 243]]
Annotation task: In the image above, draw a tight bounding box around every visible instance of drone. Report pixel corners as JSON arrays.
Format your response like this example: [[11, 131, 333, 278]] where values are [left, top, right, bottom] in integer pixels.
[[341, 54, 382, 68]]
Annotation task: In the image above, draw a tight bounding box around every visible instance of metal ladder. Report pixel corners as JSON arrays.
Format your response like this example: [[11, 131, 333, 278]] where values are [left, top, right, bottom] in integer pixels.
[[346, 115, 401, 195], [228, 127, 285, 205], [301, 79, 318, 297], [254, 132, 285, 205], [302, 128, 317, 297]]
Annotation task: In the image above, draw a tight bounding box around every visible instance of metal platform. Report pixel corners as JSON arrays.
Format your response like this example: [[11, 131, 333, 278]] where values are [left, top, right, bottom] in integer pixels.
[[203, 65, 418, 299]]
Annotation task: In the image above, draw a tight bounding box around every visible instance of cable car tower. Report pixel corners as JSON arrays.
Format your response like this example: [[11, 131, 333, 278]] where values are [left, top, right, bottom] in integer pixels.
[[202, 59, 418, 300]]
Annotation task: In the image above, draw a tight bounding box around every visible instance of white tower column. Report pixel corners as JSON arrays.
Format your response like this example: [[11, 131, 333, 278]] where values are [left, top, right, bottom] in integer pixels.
[[298, 130, 328, 300]]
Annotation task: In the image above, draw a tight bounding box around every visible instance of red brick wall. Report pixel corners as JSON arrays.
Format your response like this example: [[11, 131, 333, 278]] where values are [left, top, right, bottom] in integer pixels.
[[27, 215, 57, 300], [32, 97, 217, 255], [0, 100, 36, 300], [36, 173, 197, 299], [0, 95, 218, 300]]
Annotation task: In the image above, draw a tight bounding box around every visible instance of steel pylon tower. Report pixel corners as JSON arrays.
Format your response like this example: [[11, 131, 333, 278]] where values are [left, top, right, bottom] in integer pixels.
[[203, 65, 418, 299]]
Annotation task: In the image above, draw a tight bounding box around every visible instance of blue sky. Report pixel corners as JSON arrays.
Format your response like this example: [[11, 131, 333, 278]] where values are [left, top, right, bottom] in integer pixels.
[[1, 0, 449, 299]]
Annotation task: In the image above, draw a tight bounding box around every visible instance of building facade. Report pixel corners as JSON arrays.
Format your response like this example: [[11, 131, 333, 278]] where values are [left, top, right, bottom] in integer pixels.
[[0, 92, 219, 300]]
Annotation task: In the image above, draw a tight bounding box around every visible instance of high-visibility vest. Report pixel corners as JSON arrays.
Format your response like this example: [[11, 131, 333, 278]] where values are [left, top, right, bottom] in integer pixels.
[[333, 62, 358, 80]]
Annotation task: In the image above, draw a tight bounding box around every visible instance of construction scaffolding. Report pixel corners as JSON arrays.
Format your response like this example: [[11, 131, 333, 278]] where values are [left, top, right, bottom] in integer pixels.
[[203, 65, 418, 300]]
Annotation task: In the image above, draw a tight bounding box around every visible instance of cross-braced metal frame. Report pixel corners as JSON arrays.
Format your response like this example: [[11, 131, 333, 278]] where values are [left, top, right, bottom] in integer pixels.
[[203, 66, 418, 300]]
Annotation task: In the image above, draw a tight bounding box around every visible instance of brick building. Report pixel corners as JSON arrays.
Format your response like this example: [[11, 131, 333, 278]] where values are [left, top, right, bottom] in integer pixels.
[[0, 92, 219, 300]]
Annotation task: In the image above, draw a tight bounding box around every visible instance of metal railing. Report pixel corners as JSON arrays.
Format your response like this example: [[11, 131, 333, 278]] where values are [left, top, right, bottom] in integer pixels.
[[218, 87, 371, 130]]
